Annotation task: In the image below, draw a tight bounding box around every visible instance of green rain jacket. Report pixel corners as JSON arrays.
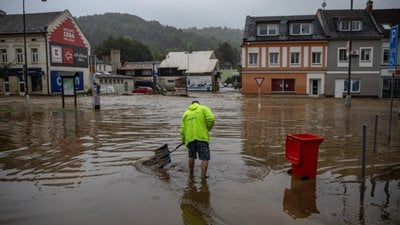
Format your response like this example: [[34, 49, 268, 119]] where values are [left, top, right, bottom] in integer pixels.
[[180, 102, 215, 146]]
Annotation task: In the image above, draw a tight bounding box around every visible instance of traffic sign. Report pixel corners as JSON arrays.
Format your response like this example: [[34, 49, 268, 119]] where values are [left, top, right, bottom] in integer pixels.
[[389, 50, 397, 69], [389, 25, 399, 69], [389, 25, 398, 50], [254, 77, 264, 87]]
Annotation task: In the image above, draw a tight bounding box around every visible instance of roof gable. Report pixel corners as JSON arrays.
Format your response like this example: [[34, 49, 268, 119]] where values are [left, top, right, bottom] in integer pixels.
[[159, 51, 218, 74], [48, 16, 86, 47]]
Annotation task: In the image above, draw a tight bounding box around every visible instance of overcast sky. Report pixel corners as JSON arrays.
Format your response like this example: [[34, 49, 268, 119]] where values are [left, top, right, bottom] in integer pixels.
[[1, 0, 399, 29]]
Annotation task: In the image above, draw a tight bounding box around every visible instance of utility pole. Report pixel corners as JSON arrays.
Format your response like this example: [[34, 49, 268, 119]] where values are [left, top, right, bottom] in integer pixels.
[[23, 0, 29, 104], [345, 0, 353, 107]]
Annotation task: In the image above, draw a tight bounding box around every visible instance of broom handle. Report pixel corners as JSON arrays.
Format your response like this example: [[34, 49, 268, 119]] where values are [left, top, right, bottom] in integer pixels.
[[169, 143, 184, 153]]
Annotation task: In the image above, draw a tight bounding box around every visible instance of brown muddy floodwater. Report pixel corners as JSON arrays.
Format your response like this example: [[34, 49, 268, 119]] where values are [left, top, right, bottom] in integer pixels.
[[0, 91, 399, 225]]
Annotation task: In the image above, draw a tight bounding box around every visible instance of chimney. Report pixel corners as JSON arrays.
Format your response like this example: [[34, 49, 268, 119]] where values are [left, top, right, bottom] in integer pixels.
[[110, 49, 121, 74], [366, 0, 373, 15]]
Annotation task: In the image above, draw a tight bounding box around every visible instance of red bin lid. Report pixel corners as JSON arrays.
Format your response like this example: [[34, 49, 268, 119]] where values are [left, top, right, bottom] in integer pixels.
[[287, 133, 324, 142]]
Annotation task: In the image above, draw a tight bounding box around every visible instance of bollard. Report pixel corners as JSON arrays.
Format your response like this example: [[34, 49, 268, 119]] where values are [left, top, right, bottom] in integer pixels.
[[373, 115, 378, 154], [361, 125, 367, 179]]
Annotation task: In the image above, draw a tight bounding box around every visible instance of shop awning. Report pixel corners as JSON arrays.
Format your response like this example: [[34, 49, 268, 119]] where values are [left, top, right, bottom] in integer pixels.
[[57, 71, 79, 78]]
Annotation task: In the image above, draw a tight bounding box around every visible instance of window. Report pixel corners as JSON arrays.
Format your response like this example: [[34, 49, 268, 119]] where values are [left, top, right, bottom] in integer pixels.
[[31, 48, 38, 64], [312, 52, 322, 65], [0, 49, 7, 63], [143, 70, 152, 76], [269, 52, 279, 66], [290, 52, 300, 65], [360, 48, 372, 62], [344, 79, 361, 93], [248, 52, 258, 66], [338, 48, 348, 62], [382, 48, 389, 64], [382, 24, 391, 30], [290, 23, 312, 35], [272, 79, 295, 92], [258, 24, 279, 36], [16, 48, 23, 63], [339, 20, 362, 31]]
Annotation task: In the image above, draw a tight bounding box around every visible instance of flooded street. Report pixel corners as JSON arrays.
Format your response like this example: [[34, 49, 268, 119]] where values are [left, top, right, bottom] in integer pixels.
[[0, 92, 399, 225]]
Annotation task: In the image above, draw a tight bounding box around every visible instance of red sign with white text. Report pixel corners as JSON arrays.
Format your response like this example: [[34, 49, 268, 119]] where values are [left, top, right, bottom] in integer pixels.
[[49, 16, 88, 68], [49, 17, 86, 48]]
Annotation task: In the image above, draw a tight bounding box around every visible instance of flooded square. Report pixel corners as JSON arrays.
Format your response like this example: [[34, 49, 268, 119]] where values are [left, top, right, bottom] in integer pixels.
[[0, 92, 399, 225]]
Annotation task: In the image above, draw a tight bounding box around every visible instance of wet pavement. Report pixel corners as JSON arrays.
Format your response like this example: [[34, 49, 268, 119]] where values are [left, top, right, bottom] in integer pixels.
[[0, 91, 399, 225]]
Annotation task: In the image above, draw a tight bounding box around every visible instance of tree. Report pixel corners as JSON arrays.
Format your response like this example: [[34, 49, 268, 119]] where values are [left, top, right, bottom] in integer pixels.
[[94, 36, 154, 62], [214, 42, 240, 69], [0, 63, 13, 78]]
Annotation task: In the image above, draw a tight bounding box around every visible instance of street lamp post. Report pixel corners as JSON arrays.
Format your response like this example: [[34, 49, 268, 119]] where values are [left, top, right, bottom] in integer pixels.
[[23, 0, 28, 103], [22, 0, 47, 104], [345, 0, 353, 107]]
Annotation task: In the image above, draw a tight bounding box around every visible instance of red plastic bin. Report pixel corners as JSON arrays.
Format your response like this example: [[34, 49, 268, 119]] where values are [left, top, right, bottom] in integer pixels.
[[286, 133, 324, 179]]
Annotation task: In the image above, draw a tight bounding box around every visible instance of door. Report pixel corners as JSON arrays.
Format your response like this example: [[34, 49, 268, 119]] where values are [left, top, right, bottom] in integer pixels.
[[271, 79, 283, 92], [4, 76, 10, 95], [31, 76, 42, 92], [284, 79, 295, 92], [334, 79, 344, 98], [310, 79, 320, 96], [18, 76, 25, 96]]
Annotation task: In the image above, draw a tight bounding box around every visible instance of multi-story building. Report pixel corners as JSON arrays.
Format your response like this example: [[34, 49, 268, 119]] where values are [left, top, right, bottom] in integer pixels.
[[317, 3, 382, 97], [372, 8, 400, 98], [0, 10, 90, 96], [242, 1, 400, 98], [242, 15, 328, 96]]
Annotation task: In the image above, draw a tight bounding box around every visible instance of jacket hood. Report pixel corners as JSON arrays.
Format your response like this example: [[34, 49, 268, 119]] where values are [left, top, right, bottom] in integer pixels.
[[188, 103, 200, 111]]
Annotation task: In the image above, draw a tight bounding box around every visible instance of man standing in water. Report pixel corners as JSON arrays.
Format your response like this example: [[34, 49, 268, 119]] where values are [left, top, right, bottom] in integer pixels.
[[181, 101, 215, 179]]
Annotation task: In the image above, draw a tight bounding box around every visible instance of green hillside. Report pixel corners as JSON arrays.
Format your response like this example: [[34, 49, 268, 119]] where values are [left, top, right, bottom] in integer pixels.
[[75, 13, 243, 58]]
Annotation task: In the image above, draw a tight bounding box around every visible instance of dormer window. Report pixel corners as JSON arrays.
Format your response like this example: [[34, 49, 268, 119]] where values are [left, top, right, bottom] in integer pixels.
[[339, 20, 362, 31], [382, 24, 391, 30], [257, 24, 279, 36], [290, 23, 312, 35]]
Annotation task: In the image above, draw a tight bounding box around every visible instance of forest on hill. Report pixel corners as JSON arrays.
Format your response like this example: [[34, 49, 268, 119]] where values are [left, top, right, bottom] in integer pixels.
[[75, 13, 243, 67]]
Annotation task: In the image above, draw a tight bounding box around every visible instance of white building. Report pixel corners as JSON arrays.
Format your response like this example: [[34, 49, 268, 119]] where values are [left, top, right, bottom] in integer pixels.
[[158, 51, 220, 91], [0, 10, 90, 95]]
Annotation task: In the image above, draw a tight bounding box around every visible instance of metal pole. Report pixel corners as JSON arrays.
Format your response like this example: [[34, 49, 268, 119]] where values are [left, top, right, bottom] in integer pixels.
[[345, 0, 353, 107], [186, 52, 189, 96], [258, 86, 261, 108], [361, 125, 367, 178], [23, 0, 30, 104], [373, 114, 378, 154], [388, 72, 395, 141]]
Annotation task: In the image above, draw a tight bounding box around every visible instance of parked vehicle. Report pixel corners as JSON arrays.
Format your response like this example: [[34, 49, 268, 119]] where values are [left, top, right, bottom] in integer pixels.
[[132, 87, 153, 94]]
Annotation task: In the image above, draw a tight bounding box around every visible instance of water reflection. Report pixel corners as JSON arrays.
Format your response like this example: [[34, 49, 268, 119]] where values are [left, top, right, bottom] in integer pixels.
[[283, 176, 319, 219], [180, 176, 213, 225]]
